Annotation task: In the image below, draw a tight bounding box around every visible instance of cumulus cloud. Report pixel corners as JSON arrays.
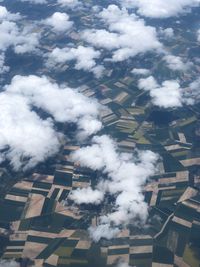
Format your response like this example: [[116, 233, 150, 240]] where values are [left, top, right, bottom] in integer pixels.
[[82, 5, 162, 62], [121, 0, 200, 18], [14, 26, 41, 54], [70, 135, 158, 240], [88, 224, 120, 242], [138, 76, 183, 108], [0, 93, 60, 170], [0, 6, 40, 54], [69, 187, 104, 205], [57, 0, 80, 8], [138, 76, 158, 91], [0, 6, 41, 78], [131, 68, 150, 76], [44, 12, 73, 32], [0, 75, 102, 170], [0, 6, 20, 21], [159, 28, 174, 39], [46, 46, 104, 77], [163, 55, 192, 71], [5, 75, 102, 137], [139, 76, 200, 108]]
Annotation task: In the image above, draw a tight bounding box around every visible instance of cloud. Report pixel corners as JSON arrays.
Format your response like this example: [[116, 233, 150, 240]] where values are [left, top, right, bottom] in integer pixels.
[[139, 76, 200, 107], [0, 6, 40, 54], [0, 93, 60, 170], [88, 224, 120, 242], [44, 12, 73, 32], [0, 6, 21, 21], [14, 26, 41, 54], [6, 75, 102, 137], [131, 68, 150, 76], [116, 261, 132, 267], [190, 78, 200, 93], [46, 46, 104, 77], [0, 75, 102, 170], [138, 76, 183, 108], [0, 260, 19, 267], [197, 29, 200, 42], [57, 0, 80, 8], [76, 116, 102, 140], [70, 135, 158, 240], [20, 0, 47, 4], [120, 0, 200, 18], [159, 28, 174, 39], [69, 187, 104, 205], [163, 55, 192, 71], [138, 76, 158, 90], [0, 53, 9, 74], [82, 5, 162, 61], [184, 77, 200, 104]]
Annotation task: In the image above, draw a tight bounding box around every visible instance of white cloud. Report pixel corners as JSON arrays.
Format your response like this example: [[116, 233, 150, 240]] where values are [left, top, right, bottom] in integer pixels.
[[20, 0, 47, 4], [14, 26, 41, 54], [0, 6, 40, 54], [0, 260, 19, 267], [184, 77, 200, 104], [82, 5, 162, 62], [131, 68, 150, 76], [0, 21, 19, 51], [44, 12, 73, 32], [70, 135, 158, 240], [116, 261, 132, 267], [159, 28, 174, 39], [88, 224, 120, 242], [69, 187, 104, 205], [0, 6, 20, 21], [138, 76, 158, 91], [0, 53, 9, 74], [197, 29, 200, 42], [47, 46, 104, 77], [138, 76, 183, 108], [76, 116, 102, 140], [57, 0, 80, 8], [5, 75, 102, 138], [0, 92, 60, 171], [139, 76, 200, 107], [163, 55, 192, 71], [121, 0, 200, 18], [0, 75, 102, 170], [190, 78, 200, 92], [0, 6, 41, 72]]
